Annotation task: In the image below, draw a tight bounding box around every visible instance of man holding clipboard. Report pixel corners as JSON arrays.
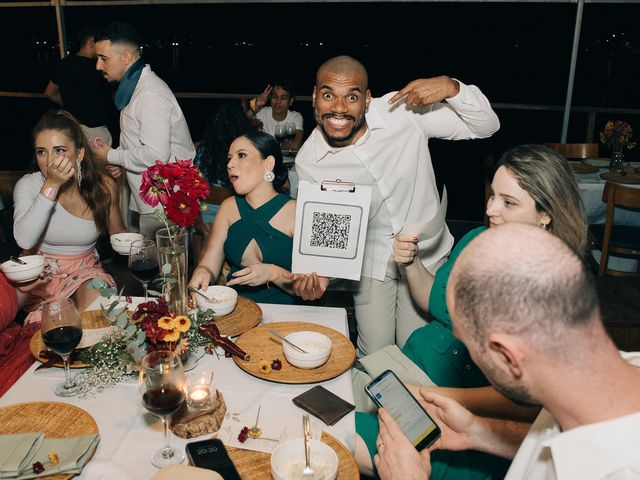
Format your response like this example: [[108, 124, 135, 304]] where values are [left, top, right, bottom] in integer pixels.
[[292, 56, 499, 356]]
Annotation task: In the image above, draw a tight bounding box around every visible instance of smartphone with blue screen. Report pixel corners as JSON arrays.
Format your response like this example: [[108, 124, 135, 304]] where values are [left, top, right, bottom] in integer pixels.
[[365, 369, 441, 451]]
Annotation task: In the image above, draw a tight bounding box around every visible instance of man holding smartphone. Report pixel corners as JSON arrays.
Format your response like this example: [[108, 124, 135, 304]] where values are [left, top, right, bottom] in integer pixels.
[[373, 224, 640, 479]]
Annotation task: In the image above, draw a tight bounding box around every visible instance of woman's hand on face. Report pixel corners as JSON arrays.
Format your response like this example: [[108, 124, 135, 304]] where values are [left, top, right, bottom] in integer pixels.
[[188, 266, 212, 300], [393, 233, 419, 266], [46, 154, 75, 187], [226, 263, 273, 287]]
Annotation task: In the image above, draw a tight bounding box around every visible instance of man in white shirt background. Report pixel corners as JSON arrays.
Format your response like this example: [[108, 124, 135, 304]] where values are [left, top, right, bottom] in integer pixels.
[[374, 224, 640, 480], [292, 55, 499, 356], [91, 22, 195, 238]]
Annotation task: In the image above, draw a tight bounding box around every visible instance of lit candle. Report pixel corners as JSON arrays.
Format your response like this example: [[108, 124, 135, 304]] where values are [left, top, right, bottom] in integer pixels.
[[189, 387, 209, 405]]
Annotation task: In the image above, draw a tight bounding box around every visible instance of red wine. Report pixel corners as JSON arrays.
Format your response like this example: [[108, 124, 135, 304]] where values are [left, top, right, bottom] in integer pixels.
[[130, 259, 159, 283], [142, 386, 185, 416], [43, 326, 82, 355]]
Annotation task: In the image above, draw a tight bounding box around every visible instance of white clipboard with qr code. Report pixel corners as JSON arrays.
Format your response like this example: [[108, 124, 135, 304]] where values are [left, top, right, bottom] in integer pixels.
[[292, 180, 372, 281]]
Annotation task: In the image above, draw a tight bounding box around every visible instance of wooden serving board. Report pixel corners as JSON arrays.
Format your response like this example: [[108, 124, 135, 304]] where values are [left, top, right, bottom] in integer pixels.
[[232, 322, 355, 384], [600, 170, 640, 185], [212, 296, 262, 337]]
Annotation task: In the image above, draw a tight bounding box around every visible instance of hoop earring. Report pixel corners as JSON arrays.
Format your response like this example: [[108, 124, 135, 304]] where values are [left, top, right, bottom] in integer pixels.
[[77, 161, 83, 190], [264, 170, 275, 183]]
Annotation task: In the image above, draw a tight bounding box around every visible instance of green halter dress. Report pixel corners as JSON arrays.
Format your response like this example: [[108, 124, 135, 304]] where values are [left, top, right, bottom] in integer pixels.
[[223, 194, 297, 305]]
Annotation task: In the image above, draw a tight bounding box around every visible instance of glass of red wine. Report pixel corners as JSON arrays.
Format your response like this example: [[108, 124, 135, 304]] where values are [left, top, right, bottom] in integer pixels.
[[129, 239, 159, 300], [139, 350, 186, 468], [41, 298, 83, 397], [284, 121, 296, 155], [274, 123, 287, 153]]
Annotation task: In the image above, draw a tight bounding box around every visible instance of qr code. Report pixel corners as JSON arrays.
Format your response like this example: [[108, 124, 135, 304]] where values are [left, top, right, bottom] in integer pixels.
[[309, 212, 351, 249]]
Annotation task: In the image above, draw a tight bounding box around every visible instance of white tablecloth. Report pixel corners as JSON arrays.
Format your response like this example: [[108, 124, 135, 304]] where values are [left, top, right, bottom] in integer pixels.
[[576, 162, 640, 272], [0, 302, 356, 479]]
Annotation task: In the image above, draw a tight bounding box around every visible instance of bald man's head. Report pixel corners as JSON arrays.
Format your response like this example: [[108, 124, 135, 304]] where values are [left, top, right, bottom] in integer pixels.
[[316, 55, 369, 91], [448, 224, 599, 356]]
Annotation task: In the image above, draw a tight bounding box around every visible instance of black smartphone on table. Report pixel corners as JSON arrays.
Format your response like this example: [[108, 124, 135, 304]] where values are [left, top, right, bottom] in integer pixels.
[[185, 438, 241, 480], [365, 369, 441, 450]]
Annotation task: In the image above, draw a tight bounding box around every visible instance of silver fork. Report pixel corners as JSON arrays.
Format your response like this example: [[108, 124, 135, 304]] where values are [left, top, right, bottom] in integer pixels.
[[303, 414, 315, 479]]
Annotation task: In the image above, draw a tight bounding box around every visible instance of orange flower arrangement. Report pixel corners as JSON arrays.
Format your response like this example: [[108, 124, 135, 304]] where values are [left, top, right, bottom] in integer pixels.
[[600, 120, 636, 151]]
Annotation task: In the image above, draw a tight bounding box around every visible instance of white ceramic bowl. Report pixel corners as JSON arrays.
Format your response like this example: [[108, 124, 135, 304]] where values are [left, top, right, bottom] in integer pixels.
[[110, 232, 144, 255], [1, 255, 45, 283], [195, 285, 238, 316], [271, 438, 338, 480], [283, 331, 332, 369]]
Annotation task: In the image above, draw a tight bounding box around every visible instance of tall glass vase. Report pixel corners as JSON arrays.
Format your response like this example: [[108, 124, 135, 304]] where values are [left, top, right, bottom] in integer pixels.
[[156, 228, 189, 316], [609, 144, 625, 172]]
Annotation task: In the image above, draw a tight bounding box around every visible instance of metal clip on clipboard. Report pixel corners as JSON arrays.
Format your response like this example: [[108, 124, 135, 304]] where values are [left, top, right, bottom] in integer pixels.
[[320, 179, 356, 193]]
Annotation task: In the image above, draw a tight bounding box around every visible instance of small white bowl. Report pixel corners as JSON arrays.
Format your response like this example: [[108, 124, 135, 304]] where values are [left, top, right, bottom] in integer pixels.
[[283, 331, 332, 369], [271, 438, 338, 480], [110, 232, 144, 255], [1, 255, 45, 283], [195, 285, 238, 316]]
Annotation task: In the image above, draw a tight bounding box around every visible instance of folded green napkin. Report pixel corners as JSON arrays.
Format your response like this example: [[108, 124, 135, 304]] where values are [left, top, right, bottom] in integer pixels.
[[353, 345, 437, 412], [0, 433, 44, 478], [0, 433, 100, 480]]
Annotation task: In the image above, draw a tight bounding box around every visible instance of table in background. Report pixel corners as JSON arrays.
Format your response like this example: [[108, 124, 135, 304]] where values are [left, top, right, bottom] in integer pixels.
[[575, 160, 640, 272], [0, 302, 356, 479]]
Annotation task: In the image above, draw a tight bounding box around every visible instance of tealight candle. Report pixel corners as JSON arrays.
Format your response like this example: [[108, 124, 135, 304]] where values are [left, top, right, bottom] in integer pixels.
[[186, 371, 215, 410]]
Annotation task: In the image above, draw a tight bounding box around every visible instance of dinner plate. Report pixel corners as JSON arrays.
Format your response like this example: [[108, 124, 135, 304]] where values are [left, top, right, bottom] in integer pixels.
[[226, 431, 359, 480], [232, 322, 356, 384], [0, 402, 99, 480], [30, 310, 110, 368]]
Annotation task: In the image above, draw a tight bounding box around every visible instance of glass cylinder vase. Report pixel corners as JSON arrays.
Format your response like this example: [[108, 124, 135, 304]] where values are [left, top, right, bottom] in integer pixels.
[[156, 227, 189, 316], [609, 145, 625, 172]]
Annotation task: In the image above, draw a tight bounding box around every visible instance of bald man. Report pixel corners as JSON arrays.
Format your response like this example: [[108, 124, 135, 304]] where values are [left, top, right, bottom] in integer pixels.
[[294, 55, 499, 356], [373, 224, 640, 480]]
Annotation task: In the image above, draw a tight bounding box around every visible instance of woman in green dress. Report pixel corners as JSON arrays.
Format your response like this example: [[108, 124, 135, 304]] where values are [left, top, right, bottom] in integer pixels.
[[356, 144, 588, 479], [189, 131, 297, 304]]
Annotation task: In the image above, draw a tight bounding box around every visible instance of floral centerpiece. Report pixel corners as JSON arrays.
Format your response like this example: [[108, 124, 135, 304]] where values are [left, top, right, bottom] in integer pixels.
[[139, 159, 210, 314], [600, 120, 636, 170]]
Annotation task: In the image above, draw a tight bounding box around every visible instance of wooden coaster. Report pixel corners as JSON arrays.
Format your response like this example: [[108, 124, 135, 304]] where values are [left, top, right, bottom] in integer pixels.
[[171, 391, 227, 439], [600, 170, 640, 185], [30, 310, 110, 368], [570, 161, 598, 173], [233, 322, 356, 384], [0, 402, 99, 480], [213, 296, 262, 337], [226, 431, 359, 480]]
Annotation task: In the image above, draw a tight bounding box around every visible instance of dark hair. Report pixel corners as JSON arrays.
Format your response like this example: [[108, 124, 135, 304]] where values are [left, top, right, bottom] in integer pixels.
[[198, 100, 254, 186], [241, 131, 287, 189], [496, 144, 587, 255], [77, 23, 97, 47], [271, 79, 295, 98], [32, 110, 113, 234], [94, 22, 141, 50]]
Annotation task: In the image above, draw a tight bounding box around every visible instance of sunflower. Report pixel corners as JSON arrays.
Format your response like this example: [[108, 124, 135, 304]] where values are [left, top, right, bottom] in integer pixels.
[[157, 316, 177, 330], [174, 315, 191, 333], [163, 329, 180, 342]]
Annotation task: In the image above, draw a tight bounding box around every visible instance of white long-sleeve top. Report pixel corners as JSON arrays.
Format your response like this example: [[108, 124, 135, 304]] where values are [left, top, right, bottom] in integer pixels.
[[295, 80, 500, 280], [13, 172, 99, 254], [107, 65, 195, 214]]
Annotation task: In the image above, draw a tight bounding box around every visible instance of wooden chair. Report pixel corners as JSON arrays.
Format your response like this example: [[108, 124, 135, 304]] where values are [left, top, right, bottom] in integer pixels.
[[588, 182, 640, 276], [544, 143, 599, 160], [192, 185, 235, 264]]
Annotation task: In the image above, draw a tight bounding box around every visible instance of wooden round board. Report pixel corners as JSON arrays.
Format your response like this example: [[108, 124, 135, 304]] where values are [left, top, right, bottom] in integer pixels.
[[0, 402, 99, 480], [226, 431, 359, 480], [570, 161, 598, 173], [600, 171, 640, 184], [30, 310, 110, 368], [212, 296, 262, 337], [232, 322, 355, 384]]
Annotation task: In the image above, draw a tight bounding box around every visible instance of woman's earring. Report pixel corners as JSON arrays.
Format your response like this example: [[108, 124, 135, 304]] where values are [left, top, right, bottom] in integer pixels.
[[77, 161, 83, 190], [264, 170, 275, 183]]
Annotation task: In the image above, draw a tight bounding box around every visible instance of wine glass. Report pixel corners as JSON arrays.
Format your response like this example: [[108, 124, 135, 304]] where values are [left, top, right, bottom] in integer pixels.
[[129, 239, 159, 300], [284, 122, 297, 155], [139, 350, 186, 468], [274, 123, 287, 152], [41, 298, 83, 397]]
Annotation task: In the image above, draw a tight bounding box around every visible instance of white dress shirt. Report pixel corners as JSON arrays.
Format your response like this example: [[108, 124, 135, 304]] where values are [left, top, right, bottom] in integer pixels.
[[108, 65, 195, 214], [506, 352, 640, 480], [295, 81, 499, 280]]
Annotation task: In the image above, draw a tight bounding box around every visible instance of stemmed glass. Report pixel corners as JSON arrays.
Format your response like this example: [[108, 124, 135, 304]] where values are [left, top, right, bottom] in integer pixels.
[[284, 122, 296, 155], [139, 350, 186, 468], [129, 239, 159, 300], [41, 298, 83, 397], [274, 124, 287, 153]]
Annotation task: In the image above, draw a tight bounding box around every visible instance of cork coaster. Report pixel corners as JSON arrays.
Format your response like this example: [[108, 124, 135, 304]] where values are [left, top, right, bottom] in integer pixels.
[[171, 391, 227, 439]]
